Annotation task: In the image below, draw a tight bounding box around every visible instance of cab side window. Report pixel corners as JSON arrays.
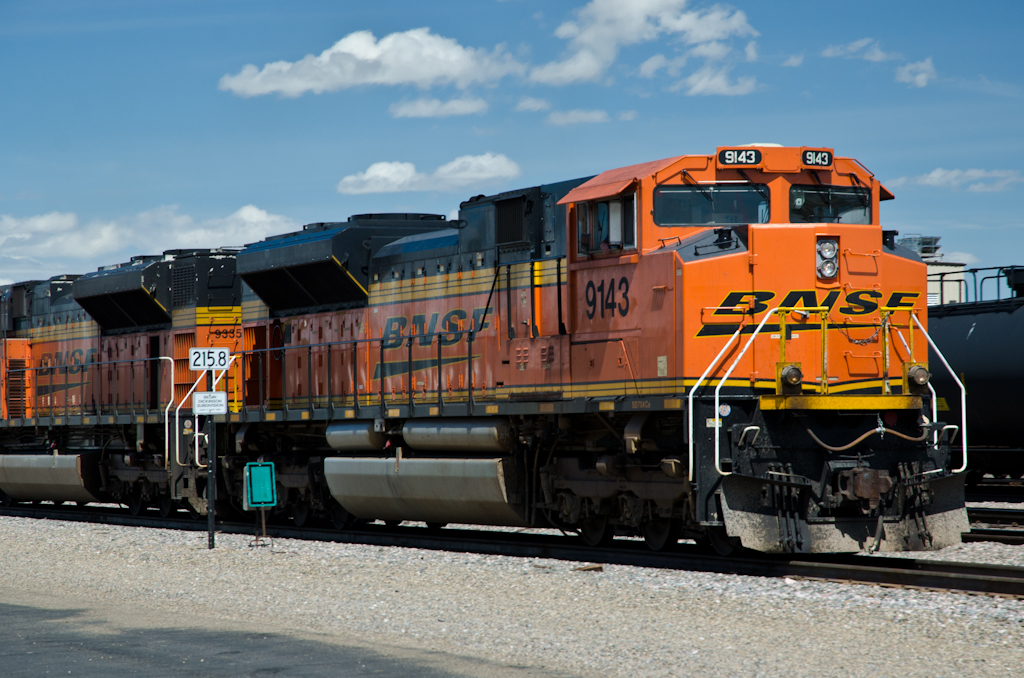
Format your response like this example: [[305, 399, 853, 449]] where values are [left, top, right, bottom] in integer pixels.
[[577, 193, 636, 253]]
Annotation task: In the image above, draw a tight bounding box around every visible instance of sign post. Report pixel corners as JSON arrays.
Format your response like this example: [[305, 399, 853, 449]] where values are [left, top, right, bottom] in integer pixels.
[[243, 462, 278, 547], [205, 371, 216, 549], [188, 347, 230, 550]]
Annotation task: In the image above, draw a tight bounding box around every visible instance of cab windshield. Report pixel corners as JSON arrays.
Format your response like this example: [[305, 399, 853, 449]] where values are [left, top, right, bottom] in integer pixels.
[[653, 184, 770, 226], [790, 185, 871, 224]]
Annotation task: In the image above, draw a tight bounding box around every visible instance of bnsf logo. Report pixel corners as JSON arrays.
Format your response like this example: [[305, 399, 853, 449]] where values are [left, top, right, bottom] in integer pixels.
[[712, 290, 919, 316], [38, 348, 99, 376], [381, 308, 492, 349]]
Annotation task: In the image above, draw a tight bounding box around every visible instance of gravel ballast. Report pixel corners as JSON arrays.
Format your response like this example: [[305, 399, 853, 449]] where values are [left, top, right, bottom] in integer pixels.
[[2, 516, 1023, 677]]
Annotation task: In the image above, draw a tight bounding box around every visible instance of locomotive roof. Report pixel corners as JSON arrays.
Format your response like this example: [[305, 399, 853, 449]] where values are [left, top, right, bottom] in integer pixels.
[[558, 146, 894, 206], [557, 156, 680, 204], [372, 229, 460, 264]]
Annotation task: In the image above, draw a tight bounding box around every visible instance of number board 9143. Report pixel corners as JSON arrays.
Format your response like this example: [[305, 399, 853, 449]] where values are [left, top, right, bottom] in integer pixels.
[[189, 347, 231, 371], [802, 149, 833, 167], [718, 149, 762, 166]]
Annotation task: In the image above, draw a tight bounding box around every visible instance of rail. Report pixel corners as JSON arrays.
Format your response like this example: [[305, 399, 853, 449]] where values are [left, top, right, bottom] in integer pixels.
[[704, 306, 934, 477], [687, 326, 742, 483], [1, 321, 487, 426], [5, 503, 1024, 598], [3, 354, 177, 421], [929, 265, 1024, 305], [712, 307, 782, 476], [235, 323, 483, 421], [175, 356, 236, 469], [911, 314, 968, 473]]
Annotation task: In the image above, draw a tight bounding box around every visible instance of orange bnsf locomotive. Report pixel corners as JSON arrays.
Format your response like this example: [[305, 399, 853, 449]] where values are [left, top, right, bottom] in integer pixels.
[[0, 145, 968, 553]]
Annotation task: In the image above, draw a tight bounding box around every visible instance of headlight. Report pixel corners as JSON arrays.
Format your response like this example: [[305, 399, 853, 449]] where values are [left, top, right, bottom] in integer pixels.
[[817, 239, 838, 259], [781, 365, 803, 386], [908, 365, 930, 386], [816, 238, 839, 279]]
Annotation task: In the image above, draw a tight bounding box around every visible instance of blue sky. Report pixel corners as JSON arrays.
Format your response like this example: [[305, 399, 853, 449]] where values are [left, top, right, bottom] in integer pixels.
[[1, 0, 1022, 284]]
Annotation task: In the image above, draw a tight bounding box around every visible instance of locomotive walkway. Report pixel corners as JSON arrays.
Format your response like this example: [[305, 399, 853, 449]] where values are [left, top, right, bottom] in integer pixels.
[[2, 504, 1024, 599]]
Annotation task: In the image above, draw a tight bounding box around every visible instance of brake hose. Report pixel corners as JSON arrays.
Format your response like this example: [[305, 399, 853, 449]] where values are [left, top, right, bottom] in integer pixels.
[[803, 421, 929, 453]]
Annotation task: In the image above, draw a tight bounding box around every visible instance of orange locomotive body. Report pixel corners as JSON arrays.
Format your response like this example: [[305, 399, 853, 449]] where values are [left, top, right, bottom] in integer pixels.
[[0, 146, 967, 553]]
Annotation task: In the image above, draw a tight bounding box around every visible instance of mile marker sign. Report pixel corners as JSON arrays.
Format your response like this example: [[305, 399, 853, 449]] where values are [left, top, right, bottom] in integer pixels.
[[189, 347, 230, 371]]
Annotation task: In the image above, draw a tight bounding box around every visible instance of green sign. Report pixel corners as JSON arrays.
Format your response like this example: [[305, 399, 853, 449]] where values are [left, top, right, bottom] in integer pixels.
[[244, 462, 277, 510]]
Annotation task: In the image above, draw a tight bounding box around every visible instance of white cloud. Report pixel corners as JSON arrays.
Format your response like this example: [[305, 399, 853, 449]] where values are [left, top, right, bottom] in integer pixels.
[[0, 206, 296, 281], [950, 75, 1023, 99], [895, 57, 936, 88], [782, 54, 804, 67], [638, 53, 688, 78], [389, 96, 488, 118], [822, 38, 900, 62], [336, 153, 520, 194], [515, 96, 551, 111], [219, 28, 524, 97], [888, 168, 1023, 193], [618, 110, 638, 121], [689, 40, 731, 61], [862, 43, 900, 62], [679, 65, 756, 96], [744, 41, 757, 62], [529, 0, 757, 85], [546, 109, 610, 125]]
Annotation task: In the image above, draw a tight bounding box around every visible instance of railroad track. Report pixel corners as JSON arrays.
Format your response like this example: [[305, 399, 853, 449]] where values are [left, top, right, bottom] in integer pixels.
[[2, 504, 1024, 599], [966, 479, 1024, 504], [965, 506, 1024, 546]]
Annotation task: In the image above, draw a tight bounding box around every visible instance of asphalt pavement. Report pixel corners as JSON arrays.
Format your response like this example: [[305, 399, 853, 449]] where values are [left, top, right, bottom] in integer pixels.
[[0, 588, 569, 678]]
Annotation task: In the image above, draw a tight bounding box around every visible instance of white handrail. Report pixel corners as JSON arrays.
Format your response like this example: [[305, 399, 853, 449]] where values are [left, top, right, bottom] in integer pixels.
[[926, 383, 939, 445], [160, 356, 174, 470], [175, 356, 237, 469], [713, 308, 781, 476], [911, 315, 968, 473], [893, 327, 939, 445], [687, 326, 743, 482], [175, 371, 207, 467]]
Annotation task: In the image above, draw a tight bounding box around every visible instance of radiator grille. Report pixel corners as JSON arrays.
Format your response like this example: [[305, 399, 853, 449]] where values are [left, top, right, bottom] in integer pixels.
[[173, 332, 196, 407], [6, 359, 27, 418], [172, 265, 195, 308], [495, 197, 527, 245]]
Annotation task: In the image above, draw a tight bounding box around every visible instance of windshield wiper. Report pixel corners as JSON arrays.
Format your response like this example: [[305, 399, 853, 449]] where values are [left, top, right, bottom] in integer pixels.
[[847, 175, 871, 208], [682, 170, 714, 203], [737, 170, 770, 202]]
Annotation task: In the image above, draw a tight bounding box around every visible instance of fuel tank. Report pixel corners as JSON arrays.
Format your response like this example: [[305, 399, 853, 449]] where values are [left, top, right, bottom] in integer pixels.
[[323, 456, 527, 526], [325, 422, 387, 451], [401, 418, 515, 453], [0, 452, 103, 503]]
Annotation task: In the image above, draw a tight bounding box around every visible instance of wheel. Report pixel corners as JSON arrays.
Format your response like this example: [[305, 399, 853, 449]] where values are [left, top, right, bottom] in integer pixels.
[[157, 494, 174, 518], [424, 522, 447, 533], [127, 488, 147, 516], [291, 502, 310, 528], [1, 491, 17, 507], [579, 516, 614, 547], [329, 501, 353, 529], [76, 501, 90, 508], [698, 526, 742, 556], [51, 500, 64, 507], [384, 519, 403, 528], [642, 519, 680, 551], [184, 500, 202, 520]]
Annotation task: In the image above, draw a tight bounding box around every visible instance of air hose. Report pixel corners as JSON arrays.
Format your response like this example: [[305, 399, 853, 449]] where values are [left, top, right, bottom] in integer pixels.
[[803, 420, 929, 453]]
